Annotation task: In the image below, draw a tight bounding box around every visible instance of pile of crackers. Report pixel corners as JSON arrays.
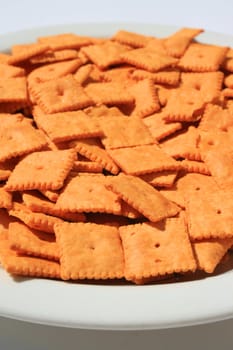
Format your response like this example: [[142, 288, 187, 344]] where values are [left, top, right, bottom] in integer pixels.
[[0, 28, 233, 284]]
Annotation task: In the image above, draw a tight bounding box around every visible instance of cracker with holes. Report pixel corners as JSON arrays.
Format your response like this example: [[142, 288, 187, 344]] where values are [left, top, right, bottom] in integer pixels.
[[160, 126, 201, 161], [163, 87, 206, 122], [0, 117, 48, 162], [132, 69, 180, 86], [81, 41, 130, 69], [179, 43, 228, 72], [120, 48, 178, 72], [6, 149, 76, 191], [119, 214, 196, 282], [30, 74, 93, 113], [198, 104, 233, 132], [54, 222, 124, 280], [108, 144, 181, 175], [55, 174, 121, 214], [185, 189, 233, 240], [8, 222, 60, 261], [106, 173, 180, 222], [140, 170, 178, 188]]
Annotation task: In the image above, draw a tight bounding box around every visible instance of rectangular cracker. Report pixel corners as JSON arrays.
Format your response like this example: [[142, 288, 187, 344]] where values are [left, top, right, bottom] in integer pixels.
[[106, 173, 180, 222]]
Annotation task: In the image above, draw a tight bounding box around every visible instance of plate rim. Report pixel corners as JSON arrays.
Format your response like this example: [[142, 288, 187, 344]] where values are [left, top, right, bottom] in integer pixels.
[[0, 22, 233, 330]]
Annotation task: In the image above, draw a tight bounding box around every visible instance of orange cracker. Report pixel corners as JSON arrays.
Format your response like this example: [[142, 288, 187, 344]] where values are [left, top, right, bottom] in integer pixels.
[[9, 202, 62, 234], [1, 252, 60, 279], [140, 170, 178, 188], [119, 201, 142, 219], [129, 78, 160, 117], [71, 138, 119, 174], [106, 173, 180, 222], [120, 47, 178, 72], [8, 43, 49, 64], [100, 66, 134, 83], [192, 238, 233, 273], [30, 74, 93, 114], [164, 27, 203, 57], [55, 174, 121, 214], [0, 77, 28, 103], [224, 74, 233, 88], [30, 49, 79, 64], [198, 130, 233, 188], [178, 42, 228, 72], [72, 160, 103, 173], [33, 107, 103, 142], [81, 41, 130, 69], [0, 158, 18, 181], [222, 48, 233, 72], [73, 64, 93, 85], [222, 88, 233, 98], [142, 110, 182, 141], [0, 63, 25, 79], [22, 191, 86, 222], [181, 72, 224, 103], [0, 53, 11, 64], [8, 222, 60, 261], [54, 221, 124, 280], [0, 187, 12, 210], [119, 214, 196, 282], [39, 189, 59, 202], [0, 118, 48, 162], [85, 81, 134, 105], [160, 126, 201, 161], [180, 160, 211, 175], [84, 105, 124, 118], [37, 33, 91, 50], [159, 184, 185, 209], [198, 104, 233, 132], [6, 149, 76, 191], [162, 87, 205, 122], [132, 69, 180, 86], [28, 58, 82, 85], [0, 208, 13, 231], [185, 189, 233, 241], [156, 84, 175, 106], [100, 115, 153, 149], [112, 30, 151, 48], [107, 144, 181, 175]]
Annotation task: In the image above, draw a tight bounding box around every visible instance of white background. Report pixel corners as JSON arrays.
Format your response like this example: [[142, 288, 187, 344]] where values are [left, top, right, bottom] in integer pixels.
[[0, 1, 233, 349]]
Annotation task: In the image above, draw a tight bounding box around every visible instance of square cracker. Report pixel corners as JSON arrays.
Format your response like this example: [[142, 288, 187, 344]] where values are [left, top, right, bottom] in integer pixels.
[[198, 104, 233, 132], [106, 173, 180, 222], [81, 41, 129, 69], [31, 74, 93, 114], [132, 69, 180, 86], [120, 48, 178, 72], [119, 214, 196, 282], [185, 189, 233, 241], [0, 118, 48, 162], [178, 42, 228, 72], [100, 115, 153, 149], [33, 107, 103, 143], [192, 238, 233, 273], [0, 63, 25, 79], [0, 77, 28, 103], [54, 222, 124, 280], [113, 30, 151, 48], [8, 221, 60, 261], [37, 33, 91, 50], [107, 144, 181, 175], [5, 149, 76, 191], [55, 174, 121, 214]]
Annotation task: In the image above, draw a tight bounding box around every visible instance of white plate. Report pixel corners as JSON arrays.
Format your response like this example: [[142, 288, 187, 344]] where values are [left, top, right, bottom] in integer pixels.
[[0, 23, 233, 331]]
